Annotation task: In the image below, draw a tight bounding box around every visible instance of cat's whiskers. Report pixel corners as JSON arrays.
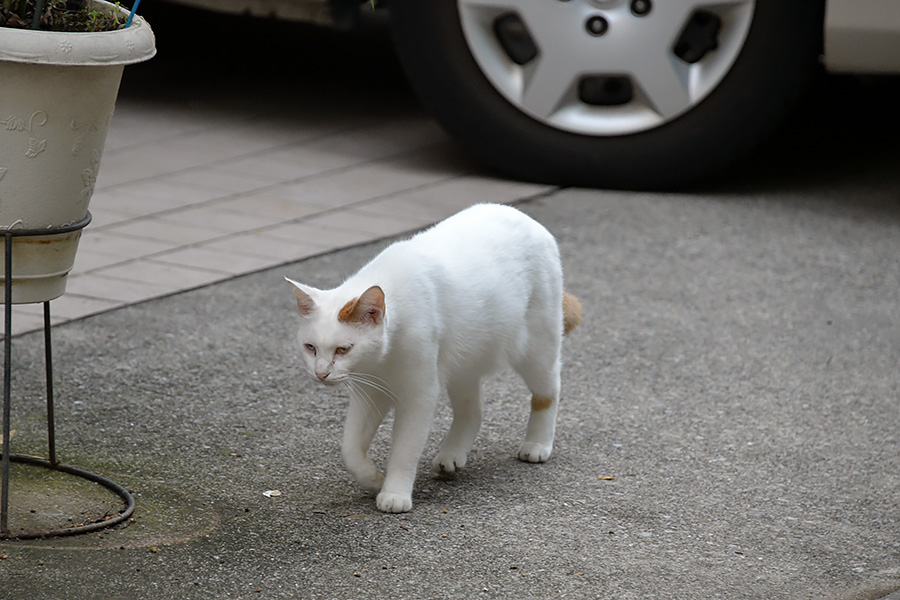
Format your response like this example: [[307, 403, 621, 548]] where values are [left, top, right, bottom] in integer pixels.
[[348, 372, 402, 408], [345, 378, 388, 422], [345, 372, 406, 422]]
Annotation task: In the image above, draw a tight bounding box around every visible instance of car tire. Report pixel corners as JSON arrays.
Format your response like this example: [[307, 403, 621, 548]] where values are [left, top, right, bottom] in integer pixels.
[[389, 0, 824, 189]]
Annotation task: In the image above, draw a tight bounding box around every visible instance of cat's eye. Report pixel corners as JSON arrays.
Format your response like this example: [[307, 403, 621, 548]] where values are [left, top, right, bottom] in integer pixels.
[[303, 343, 316, 355], [335, 346, 351, 355]]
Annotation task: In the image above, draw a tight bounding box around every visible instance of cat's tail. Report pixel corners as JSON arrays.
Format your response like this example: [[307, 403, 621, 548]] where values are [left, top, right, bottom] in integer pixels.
[[563, 291, 582, 335]]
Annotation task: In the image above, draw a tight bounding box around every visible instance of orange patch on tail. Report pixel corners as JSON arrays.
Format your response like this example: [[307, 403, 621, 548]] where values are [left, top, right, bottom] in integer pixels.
[[563, 291, 582, 335], [531, 395, 554, 412]]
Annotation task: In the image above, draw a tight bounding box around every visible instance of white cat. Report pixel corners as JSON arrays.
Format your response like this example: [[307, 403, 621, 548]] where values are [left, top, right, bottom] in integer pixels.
[[286, 203, 581, 513]]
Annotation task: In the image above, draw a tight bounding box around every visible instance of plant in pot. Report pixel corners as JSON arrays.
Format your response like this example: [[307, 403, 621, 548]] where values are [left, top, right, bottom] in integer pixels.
[[0, 0, 155, 303]]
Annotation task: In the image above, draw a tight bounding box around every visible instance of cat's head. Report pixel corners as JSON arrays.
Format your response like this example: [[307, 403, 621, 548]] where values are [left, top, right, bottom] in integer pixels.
[[285, 277, 386, 386]]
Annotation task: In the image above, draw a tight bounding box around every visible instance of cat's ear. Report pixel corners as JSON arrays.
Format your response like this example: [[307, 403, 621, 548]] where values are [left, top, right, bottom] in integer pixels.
[[285, 277, 317, 316], [338, 286, 385, 327]]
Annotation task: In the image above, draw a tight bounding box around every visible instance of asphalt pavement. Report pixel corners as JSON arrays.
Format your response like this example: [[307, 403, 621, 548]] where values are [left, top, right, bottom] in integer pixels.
[[1, 176, 899, 599]]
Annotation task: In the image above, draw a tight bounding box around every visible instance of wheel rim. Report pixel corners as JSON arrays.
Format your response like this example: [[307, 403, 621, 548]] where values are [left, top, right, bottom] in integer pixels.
[[458, 0, 755, 136]]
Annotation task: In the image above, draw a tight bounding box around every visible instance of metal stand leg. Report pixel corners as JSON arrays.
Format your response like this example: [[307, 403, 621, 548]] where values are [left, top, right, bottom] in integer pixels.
[[1, 232, 12, 535], [0, 218, 135, 540], [44, 302, 57, 468]]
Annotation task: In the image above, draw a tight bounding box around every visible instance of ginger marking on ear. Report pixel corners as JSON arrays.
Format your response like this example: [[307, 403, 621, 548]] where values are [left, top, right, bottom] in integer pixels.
[[338, 286, 385, 326]]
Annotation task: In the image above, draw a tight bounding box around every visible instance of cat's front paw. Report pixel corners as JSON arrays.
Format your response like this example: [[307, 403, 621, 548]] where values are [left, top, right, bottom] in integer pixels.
[[345, 456, 385, 492], [518, 442, 552, 463], [376, 492, 412, 513], [357, 470, 385, 493]]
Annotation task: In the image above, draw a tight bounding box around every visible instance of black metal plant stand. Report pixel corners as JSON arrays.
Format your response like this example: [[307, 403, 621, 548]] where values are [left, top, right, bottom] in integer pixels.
[[1, 215, 135, 539]]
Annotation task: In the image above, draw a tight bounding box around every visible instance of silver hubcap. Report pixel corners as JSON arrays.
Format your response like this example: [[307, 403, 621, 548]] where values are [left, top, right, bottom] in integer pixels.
[[458, 0, 755, 136]]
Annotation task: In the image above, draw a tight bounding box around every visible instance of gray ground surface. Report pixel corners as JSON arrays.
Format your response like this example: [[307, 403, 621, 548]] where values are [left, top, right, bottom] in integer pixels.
[[1, 185, 898, 599]]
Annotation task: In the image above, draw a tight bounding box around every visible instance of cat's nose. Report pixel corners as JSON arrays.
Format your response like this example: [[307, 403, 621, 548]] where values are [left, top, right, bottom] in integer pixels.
[[315, 360, 334, 382]]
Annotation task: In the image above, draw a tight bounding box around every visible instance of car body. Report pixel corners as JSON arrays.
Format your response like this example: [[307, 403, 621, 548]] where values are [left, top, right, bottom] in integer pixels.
[[161, 0, 900, 187], [825, 0, 900, 72], [162, 0, 900, 73]]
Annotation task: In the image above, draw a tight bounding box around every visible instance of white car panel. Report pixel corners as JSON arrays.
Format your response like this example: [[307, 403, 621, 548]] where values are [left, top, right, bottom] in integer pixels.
[[825, 0, 900, 73]]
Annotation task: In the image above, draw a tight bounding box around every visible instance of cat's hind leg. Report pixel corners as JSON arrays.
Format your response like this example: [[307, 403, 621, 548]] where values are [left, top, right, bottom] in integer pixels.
[[433, 376, 482, 476], [342, 387, 391, 492], [513, 346, 562, 464]]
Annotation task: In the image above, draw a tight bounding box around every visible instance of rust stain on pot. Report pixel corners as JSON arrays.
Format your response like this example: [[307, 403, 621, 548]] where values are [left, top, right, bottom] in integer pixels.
[[16, 237, 56, 246]]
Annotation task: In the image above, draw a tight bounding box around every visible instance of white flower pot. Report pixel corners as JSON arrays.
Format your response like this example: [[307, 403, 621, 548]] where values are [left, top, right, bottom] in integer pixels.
[[0, 1, 155, 304]]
